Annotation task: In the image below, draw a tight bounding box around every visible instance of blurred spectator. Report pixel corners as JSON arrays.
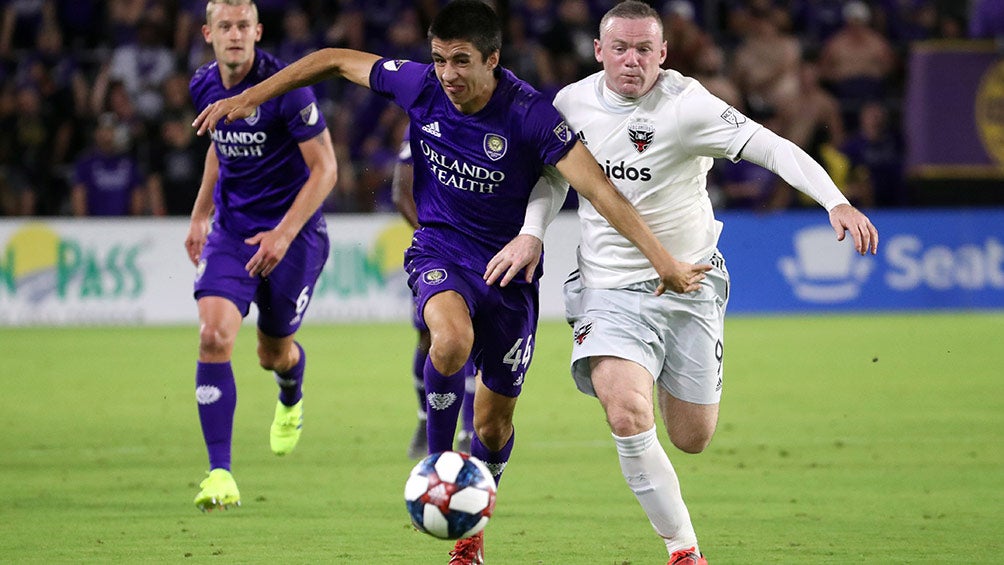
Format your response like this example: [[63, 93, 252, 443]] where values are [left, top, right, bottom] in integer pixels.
[[818, 1, 897, 127], [725, 0, 792, 47], [731, 8, 801, 123], [778, 59, 845, 161], [0, 0, 54, 56], [54, 0, 104, 51], [716, 158, 784, 210], [841, 101, 904, 207], [541, 0, 598, 83], [969, 0, 1004, 39], [662, 0, 711, 76], [71, 112, 146, 216], [147, 110, 207, 216], [276, 7, 321, 64], [0, 85, 67, 214], [692, 44, 743, 109], [101, 17, 176, 121]]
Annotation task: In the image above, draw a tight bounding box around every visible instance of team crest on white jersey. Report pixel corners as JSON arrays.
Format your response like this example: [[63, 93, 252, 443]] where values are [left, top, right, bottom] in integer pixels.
[[244, 106, 260, 126], [422, 268, 448, 285], [483, 133, 508, 161], [627, 120, 655, 153], [720, 106, 748, 128], [299, 102, 319, 126]]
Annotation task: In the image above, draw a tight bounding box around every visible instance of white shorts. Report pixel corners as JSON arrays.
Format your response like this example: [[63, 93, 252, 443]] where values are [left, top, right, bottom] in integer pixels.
[[563, 249, 730, 405]]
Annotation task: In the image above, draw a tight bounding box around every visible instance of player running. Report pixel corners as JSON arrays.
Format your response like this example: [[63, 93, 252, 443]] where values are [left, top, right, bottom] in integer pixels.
[[533, 2, 878, 562], [185, 0, 337, 511]]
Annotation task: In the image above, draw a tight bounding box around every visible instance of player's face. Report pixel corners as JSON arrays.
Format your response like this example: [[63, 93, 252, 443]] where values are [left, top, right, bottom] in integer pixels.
[[430, 38, 499, 114], [595, 16, 667, 98], [203, 3, 262, 72]]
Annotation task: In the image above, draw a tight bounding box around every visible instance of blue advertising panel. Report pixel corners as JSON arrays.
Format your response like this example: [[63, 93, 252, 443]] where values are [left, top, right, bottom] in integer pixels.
[[716, 209, 1004, 313]]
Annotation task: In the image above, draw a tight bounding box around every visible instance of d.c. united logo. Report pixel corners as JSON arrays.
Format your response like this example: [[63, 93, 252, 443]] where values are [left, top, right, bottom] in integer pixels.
[[573, 322, 593, 345], [484, 133, 508, 161], [627, 123, 654, 153]]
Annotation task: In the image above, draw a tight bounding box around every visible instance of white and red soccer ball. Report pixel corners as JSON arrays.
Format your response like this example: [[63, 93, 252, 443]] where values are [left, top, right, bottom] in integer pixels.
[[404, 450, 497, 540]]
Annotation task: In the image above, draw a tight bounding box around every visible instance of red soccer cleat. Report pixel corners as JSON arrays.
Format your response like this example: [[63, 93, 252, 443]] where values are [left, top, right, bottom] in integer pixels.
[[669, 546, 708, 565], [449, 530, 484, 565]]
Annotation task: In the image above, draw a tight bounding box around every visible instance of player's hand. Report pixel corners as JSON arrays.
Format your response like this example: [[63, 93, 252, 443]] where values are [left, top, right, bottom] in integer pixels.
[[185, 217, 211, 266], [193, 93, 257, 136], [484, 234, 543, 287], [829, 203, 879, 255], [654, 259, 712, 296], [244, 229, 292, 278]]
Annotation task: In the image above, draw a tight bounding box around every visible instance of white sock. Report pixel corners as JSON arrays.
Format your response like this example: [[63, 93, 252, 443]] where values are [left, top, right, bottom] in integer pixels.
[[613, 426, 699, 556]]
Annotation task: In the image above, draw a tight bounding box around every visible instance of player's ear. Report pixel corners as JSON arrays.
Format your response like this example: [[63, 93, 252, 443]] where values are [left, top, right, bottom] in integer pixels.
[[255, 23, 263, 42], [486, 51, 499, 70]]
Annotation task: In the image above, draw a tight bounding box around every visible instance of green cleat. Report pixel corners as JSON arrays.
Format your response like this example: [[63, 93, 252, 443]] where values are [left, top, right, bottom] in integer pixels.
[[270, 399, 303, 456], [194, 468, 241, 512]]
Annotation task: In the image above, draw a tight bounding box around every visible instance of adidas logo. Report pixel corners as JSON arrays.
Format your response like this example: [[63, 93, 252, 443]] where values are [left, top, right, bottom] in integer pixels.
[[422, 121, 442, 138]]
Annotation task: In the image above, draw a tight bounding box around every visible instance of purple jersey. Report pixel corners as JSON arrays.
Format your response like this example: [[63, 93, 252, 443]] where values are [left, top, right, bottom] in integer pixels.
[[73, 151, 144, 216], [370, 59, 576, 282], [190, 49, 328, 238]]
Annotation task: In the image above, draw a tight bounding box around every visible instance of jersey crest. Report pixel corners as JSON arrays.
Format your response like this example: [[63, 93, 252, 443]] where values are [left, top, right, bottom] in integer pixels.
[[483, 133, 508, 161], [628, 121, 655, 153], [244, 106, 261, 126]]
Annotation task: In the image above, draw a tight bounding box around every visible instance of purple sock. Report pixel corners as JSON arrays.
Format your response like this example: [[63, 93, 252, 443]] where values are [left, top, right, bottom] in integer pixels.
[[472, 427, 515, 487], [413, 346, 428, 416], [276, 342, 305, 406], [196, 361, 237, 471], [423, 357, 464, 454], [462, 361, 476, 434]]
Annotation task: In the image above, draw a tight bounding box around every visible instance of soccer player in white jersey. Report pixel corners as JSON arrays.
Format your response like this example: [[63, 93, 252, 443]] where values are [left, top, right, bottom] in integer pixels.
[[523, 2, 879, 563]]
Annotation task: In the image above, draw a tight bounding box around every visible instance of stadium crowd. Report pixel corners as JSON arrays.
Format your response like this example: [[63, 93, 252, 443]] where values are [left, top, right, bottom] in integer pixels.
[[0, 0, 991, 217]]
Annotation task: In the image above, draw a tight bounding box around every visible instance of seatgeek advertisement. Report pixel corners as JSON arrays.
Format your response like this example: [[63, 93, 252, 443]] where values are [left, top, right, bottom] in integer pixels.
[[714, 208, 1004, 313]]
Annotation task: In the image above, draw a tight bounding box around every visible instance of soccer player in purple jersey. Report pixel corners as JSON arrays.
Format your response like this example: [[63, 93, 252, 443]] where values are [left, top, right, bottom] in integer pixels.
[[193, 1, 708, 560], [393, 126, 477, 459], [185, 0, 337, 512]]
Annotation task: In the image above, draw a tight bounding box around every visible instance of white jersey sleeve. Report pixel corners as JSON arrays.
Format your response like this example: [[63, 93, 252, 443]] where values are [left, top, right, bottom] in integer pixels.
[[553, 70, 761, 288]]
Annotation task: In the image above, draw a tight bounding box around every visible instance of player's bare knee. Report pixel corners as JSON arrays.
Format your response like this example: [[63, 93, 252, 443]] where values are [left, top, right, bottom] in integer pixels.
[[428, 337, 471, 376], [198, 323, 235, 358], [473, 420, 511, 451], [606, 409, 653, 438]]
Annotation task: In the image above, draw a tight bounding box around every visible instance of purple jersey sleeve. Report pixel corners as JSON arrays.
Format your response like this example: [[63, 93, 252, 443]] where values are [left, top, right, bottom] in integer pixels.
[[370, 60, 576, 282]]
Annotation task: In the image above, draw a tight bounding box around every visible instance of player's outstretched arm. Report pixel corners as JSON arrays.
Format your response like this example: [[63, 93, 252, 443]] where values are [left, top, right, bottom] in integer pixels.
[[740, 127, 878, 255], [193, 48, 382, 135], [555, 143, 711, 295]]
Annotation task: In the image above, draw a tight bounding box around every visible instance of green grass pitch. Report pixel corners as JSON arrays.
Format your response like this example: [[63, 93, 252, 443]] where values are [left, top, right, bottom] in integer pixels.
[[2, 313, 1002, 563]]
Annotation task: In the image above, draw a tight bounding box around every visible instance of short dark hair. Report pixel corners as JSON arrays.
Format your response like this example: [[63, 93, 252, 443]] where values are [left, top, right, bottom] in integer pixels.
[[429, 0, 502, 61], [600, 0, 663, 39]]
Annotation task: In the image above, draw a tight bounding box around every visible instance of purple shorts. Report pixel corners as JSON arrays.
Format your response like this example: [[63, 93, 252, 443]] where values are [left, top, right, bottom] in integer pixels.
[[406, 250, 538, 398], [194, 223, 329, 337]]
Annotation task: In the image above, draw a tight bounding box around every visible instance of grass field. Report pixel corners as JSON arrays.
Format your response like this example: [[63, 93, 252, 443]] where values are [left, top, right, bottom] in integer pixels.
[[2, 313, 1002, 564]]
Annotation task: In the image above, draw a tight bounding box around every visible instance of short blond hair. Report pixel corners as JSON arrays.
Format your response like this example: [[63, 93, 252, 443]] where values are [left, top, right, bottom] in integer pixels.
[[205, 0, 258, 25]]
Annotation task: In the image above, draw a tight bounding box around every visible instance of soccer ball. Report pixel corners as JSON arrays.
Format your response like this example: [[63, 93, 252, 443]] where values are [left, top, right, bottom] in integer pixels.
[[404, 450, 497, 540]]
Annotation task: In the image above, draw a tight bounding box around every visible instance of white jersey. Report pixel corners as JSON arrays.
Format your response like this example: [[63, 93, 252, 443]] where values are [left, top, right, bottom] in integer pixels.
[[553, 69, 761, 288]]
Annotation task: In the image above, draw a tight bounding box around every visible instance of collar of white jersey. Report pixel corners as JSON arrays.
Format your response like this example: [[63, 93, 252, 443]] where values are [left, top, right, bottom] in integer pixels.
[[596, 73, 661, 112]]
